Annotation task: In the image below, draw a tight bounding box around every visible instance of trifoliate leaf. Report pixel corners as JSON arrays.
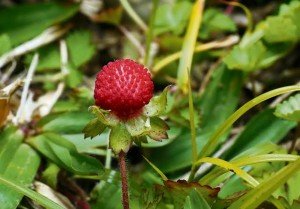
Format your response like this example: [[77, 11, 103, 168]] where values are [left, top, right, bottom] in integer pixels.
[[262, 16, 297, 43], [144, 86, 170, 117], [83, 118, 106, 139], [224, 40, 266, 72], [24, 30, 96, 72], [66, 30, 96, 68], [279, 1, 300, 38], [274, 93, 300, 122], [224, 1, 300, 72], [154, 1, 192, 35], [148, 117, 169, 141], [200, 8, 237, 40], [109, 124, 132, 154]]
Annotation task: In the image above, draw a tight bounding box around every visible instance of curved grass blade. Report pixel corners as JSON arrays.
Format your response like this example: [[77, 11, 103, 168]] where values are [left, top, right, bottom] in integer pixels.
[[177, 0, 205, 93], [195, 157, 259, 187], [198, 85, 300, 159], [228, 158, 300, 209]]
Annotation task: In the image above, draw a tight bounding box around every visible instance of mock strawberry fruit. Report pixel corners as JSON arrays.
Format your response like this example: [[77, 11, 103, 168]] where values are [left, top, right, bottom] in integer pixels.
[[94, 59, 154, 120]]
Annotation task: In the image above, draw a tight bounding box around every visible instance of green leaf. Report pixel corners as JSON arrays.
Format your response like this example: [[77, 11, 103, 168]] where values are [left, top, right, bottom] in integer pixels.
[[90, 174, 122, 209], [0, 127, 23, 171], [274, 93, 300, 122], [262, 16, 297, 43], [184, 189, 211, 209], [40, 111, 93, 134], [228, 158, 300, 209], [143, 86, 170, 117], [66, 63, 83, 88], [279, 1, 300, 38], [0, 144, 40, 208], [0, 34, 11, 56], [0, 2, 78, 46], [28, 133, 103, 175], [24, 29, 95, 73], [224, 40, 266, 72], [224, 108, 296, 160], [66, 30, 96, 68], [200, 8, 236, 39], [0, 174, 64, 209], [224, 1, 300, 72], [109, 124, 132, 154], [24, 44, 60, 71], [154, 1, 192, 35], [148, 117, 169, 141], [63, 133, 108, 155], [83, 118, 107, 139]]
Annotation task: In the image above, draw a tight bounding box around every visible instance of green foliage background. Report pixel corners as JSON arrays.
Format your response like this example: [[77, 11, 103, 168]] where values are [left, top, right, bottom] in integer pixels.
[[0, 0, 300, 208]]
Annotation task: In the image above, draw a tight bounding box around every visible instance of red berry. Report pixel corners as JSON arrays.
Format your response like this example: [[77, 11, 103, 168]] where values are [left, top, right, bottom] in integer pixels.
[[94, 59, 154, 120]]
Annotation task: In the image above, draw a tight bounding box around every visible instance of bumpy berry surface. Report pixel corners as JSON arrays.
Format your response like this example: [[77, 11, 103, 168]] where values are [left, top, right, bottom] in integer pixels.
[[94, 59, 154, 120]]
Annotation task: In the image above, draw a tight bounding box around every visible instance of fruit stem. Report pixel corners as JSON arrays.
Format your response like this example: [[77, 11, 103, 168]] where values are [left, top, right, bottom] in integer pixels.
[[119, 151, 130, 209]]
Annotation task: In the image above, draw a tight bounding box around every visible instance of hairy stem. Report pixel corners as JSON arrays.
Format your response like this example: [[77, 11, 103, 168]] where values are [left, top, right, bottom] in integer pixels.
[[119, 151, 129, 209]]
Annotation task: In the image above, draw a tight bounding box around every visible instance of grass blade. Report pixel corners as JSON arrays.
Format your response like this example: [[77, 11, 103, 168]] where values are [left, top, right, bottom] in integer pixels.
[[119, 0, 148, 31], [198, 85, 300, 159], [177, 0, 205, 93], [228, 158, 300, 209], [195, 157, 259, 187], [0, 175, 64, 209]]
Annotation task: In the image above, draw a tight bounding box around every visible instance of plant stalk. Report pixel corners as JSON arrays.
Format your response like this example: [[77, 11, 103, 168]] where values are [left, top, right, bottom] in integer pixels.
[[119, 151, 130, 209]]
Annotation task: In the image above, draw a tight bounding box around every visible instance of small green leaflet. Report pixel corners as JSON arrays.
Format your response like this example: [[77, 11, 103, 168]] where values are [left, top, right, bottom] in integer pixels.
[[274, 93, 300, 122]]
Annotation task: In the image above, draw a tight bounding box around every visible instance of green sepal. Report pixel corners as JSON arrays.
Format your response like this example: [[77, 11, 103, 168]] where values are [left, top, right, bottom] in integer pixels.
[[274, 93, 300, 122], [132, 135, 148, 146], [89, 105, 119, 126], [148, 117, 170, 141], [83, 118, 107, 139], [125, 116, 151, 137], [109, 123, 132, 154], [143, 86, 171, 117]]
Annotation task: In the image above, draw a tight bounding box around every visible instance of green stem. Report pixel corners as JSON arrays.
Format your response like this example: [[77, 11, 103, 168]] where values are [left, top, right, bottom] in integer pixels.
[[119, 151, 129, 209], [144, 0, 159, 66], [119, 0, 148, 31], [0, 175, 64, 209], [220, 0, 253, 33]]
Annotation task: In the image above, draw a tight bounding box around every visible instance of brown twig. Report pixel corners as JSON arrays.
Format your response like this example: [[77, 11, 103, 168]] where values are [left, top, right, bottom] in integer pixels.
[[119, 151, 129, 209]]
